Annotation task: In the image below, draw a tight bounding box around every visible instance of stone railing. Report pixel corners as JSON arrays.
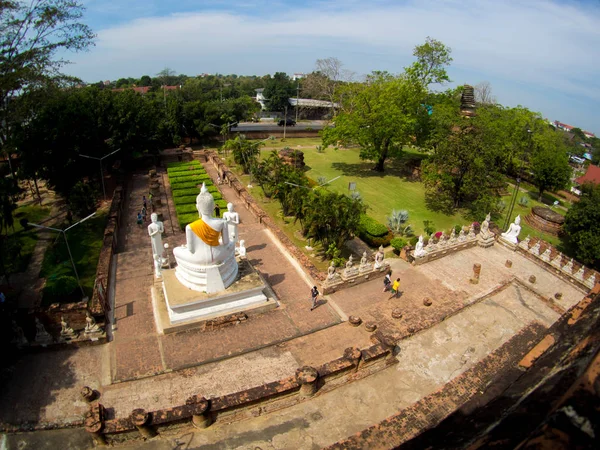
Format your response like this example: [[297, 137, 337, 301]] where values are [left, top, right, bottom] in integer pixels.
[[411, 230, 480, 265], [203, 150, 324, 283], [83, 336, 398, 446], [517, 236, 597, 291], [322, 262, 390, 295]]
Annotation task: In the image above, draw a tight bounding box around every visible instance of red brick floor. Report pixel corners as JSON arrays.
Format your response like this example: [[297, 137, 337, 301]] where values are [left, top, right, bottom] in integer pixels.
[[111, 167, 342, 382]]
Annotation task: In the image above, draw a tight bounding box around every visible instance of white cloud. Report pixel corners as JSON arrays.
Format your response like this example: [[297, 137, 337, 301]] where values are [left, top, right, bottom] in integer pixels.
[[68, 0, 600, 130]]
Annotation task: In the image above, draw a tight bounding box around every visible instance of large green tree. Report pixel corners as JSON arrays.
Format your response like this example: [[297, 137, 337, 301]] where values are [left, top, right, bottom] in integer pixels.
[[529, 125, 571, 201], [262, 72, 294, 112], [322, 72, 425, 172], [0, 0, 95, 176], [405, 37, 453, 88], [563, 183, 600, 269]]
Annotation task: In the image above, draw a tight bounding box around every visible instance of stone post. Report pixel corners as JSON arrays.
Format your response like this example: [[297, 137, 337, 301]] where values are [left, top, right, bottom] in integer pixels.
[[130, 408, 157, 439], [84, 403, 106, 446], [378, 334, 399, 364], [344, 347, 362, 371], [187, 395, 211, 429], [80, 386, 97, 403], [295, 366, 319, 399], [471, 263, 482, 284]]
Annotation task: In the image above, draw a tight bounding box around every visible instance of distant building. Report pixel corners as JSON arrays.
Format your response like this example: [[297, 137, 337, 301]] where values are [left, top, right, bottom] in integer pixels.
[[254, 88, 337, 118], [292, 73, 305, 81], [553, 120, 596, 139], [575, 164, 600, 186]]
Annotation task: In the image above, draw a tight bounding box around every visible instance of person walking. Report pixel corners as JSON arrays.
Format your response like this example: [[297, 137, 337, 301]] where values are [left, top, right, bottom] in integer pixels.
[[382, 271, 392, 293], [310, 286, 320, 311], [143, 195, 147, 210], [214, 204, 221, 218], [136, 212, 143, 228], [390, 277, 401, 298], [141, 206, 147, 222]]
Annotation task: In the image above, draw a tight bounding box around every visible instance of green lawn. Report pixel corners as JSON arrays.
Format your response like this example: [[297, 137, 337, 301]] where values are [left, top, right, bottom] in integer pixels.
[[0, 203, 51, 275], [39, 211, 108, 306], [298, 146, 467, 236], [245, 138, 572, 251]]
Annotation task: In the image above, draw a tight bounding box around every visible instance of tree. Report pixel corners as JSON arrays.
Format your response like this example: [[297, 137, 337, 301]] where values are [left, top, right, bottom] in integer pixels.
[[570, 127, 587, 143], [322, 72, 425, 172], [0, 0, 95, 177], [405, 37, 453, 88], [262, 72, 294, 112], [421, 101, 509, 214], [302, 57, 353, 115], [563, 183, 600, 269], [529, 127, 571, 201], [157, 67, 178, 86], [474, 81, 496, 105], [224, 135, 263, 174]]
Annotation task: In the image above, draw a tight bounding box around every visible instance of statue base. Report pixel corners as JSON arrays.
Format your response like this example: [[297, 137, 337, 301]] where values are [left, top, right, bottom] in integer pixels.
[[477, 235, 496, 248], [152, 259, 277, 334], [497, 236, 518, 251]]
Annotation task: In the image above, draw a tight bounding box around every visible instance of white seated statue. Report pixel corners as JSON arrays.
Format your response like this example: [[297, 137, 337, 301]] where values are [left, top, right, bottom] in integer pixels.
[[414, 235, 426, 258], [222, 202, 240, 243], [501, 215, 522, 245], [173, 183, 238, 293], [480, 213, 492, 239]]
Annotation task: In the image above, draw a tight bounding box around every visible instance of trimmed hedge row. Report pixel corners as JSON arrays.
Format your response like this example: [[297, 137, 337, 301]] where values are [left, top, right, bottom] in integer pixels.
[[169, 174, 211, 183], [358, 215, 393, 248], [171, 181, 216, 191], [168, 168, 207, 176], [167, 160, 201, 169]]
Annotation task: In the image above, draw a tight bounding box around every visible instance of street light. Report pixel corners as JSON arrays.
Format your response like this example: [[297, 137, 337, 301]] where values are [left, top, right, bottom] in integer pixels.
[[503, 128, 532, 230], [28, 212, 97, 299], [80, 148, 121, 200]]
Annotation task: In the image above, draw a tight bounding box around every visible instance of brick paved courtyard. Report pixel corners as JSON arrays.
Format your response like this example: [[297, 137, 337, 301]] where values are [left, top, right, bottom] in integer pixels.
[[0, 156, 590, 432]]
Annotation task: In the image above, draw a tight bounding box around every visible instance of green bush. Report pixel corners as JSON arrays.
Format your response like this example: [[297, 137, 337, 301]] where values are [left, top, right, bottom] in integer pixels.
[[409, 236, 419, 247], [359, 215, 389, 237], [358, 215, 392, 247], [175, 204, 199, 214], [390, 237, 407, 252], [43, 275, 78, 301], [169, 174, 210, 183], [167, 168, 207, 177], [69, 181, 98, 217], [172, 188, 200, 198]]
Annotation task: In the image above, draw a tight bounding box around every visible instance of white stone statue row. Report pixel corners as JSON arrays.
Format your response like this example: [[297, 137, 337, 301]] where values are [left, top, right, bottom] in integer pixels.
[[414, 225, 477, 258], [327, 246, 386, 281], [519, 235, 597, 289]]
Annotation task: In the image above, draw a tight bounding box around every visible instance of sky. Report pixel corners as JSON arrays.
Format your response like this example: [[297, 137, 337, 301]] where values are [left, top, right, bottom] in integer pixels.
[[64, 0, 600, 134]]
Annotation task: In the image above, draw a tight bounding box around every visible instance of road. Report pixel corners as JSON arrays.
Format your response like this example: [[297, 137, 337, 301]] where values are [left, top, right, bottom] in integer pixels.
[[233, 120, 327, 132]]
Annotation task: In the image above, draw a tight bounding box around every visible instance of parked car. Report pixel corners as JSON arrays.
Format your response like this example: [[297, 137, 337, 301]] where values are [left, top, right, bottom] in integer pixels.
[[278, 118, 296, 127]]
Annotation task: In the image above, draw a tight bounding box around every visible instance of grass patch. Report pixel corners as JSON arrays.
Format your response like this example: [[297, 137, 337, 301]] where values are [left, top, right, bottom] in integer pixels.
[[0, 203, 51, 275], [167, 162, 224, 229], [39, 211, 108, 306]]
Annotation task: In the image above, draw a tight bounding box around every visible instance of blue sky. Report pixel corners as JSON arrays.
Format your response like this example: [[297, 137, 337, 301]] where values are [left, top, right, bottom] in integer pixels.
[[66, 0, 600, 134]]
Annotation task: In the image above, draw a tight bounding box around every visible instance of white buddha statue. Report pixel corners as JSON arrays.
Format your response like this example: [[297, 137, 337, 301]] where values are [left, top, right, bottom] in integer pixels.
[[222, 202, 240, 243], [148, 213, 164, 258], [414, 235, 426, 257], [173, 183, 238, 293], [501, 215, 522, 245]]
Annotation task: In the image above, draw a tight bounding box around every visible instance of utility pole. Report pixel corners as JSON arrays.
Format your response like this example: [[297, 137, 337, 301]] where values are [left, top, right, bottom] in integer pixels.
[[284, 105, 288, 140], [295, 83, 300, 123], [80, 148, 121, 200]]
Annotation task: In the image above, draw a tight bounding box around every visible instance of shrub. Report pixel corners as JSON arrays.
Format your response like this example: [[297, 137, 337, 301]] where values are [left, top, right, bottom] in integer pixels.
[[390, 237, 407, 252], [358, 215, 392, 247], [359, 215, 389, 237], [387, 209, 411, 235], [167, 160, 201, 169], [423, 220, 435, 235], [350, 191, 362, 201], [68, 181, 98, 217], [316, 145, 324, 153], [409, 236, 420, 247], [172, 188, 201, 198], [454, 224, 462, 235], [495, 200, 507, 214], [518, 195, 529, 206], [43, 275, 78, 301]]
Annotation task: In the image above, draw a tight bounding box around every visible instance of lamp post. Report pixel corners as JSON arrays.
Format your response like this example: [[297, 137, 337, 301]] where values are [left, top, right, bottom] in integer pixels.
[[80, 148, 121, 200], [28, 212, 96, 299], [504, 129, 532, 230]]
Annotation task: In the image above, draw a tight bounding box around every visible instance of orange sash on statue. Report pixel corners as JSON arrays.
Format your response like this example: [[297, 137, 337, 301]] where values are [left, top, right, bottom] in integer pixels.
[[189, 219, 221, 246]]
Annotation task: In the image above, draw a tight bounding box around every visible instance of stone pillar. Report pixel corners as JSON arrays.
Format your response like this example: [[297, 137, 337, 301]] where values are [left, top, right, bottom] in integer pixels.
[[296, 366, 319, 399], [470, 263, 481, 284], [80, 386, 97, 403], [85, 404, 106, 446], [344, 347, 362, 371], [187, 395, 211, 429], [130, 408, 157, 439]]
